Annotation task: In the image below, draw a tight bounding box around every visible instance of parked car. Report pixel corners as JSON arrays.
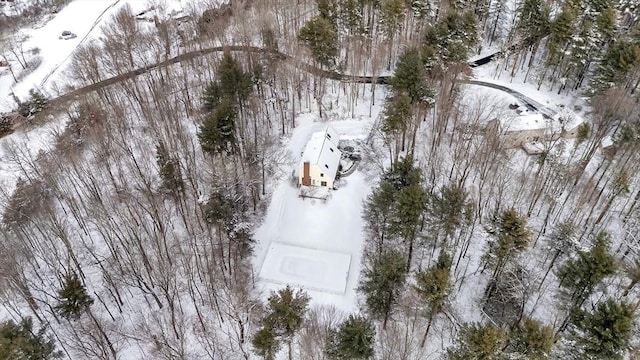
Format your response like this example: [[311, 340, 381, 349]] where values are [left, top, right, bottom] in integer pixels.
[[59, 31, 77, 40]]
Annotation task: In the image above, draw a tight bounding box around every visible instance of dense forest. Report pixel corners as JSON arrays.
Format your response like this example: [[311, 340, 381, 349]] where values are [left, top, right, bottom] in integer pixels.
[[1, 0, 640, 358]]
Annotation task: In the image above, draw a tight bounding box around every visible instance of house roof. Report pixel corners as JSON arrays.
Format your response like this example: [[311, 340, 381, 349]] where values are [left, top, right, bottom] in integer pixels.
[[554, 108, 585, 132], [301, 126, 342, 180], [499, 113, 548, 132]]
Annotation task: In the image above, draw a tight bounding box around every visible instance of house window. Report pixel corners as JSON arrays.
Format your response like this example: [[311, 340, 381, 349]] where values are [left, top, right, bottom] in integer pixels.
[[321, 181, 327, 186], [325, 164, 329, 169], [320, 173, 324, 177]]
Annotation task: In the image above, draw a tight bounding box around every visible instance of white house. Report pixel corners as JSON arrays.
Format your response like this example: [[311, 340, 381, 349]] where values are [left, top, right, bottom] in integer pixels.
[[299, 126, 341, 189]]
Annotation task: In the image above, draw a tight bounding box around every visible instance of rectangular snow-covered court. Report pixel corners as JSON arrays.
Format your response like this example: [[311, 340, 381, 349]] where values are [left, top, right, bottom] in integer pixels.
[[259, 243, 352, 294]]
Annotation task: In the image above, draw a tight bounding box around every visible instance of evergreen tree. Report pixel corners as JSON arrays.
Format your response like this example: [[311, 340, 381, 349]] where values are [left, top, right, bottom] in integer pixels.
[[591, 40, 640, 93], [54, 273, 94, 320], [622, 257, 640, 297], [381, 93, 412, 155], [197, 96, 238, 155], [447, 322, 508, 360], [337, 0, 365, 35], [362, 180, 397, 254], [414, 252, 452, 347], [261, 286, 310, 360], [571, 299, 634, 359], [156, 141, 184, 195], [325, 314, 375, 359], [379, 0, 406, 40], [217, 52, 253, 106], [0, 317, 63, 360], [424, 12, 479, 65], [390, 181, 427, 270], [252, 327, 280, 360], [381, 155, 422, 191], [389, 47, 431, 103], [202, 81, 223, 112], [506, 317, 553, 359], [17, 89, 48, 119], [557, 232, 617, 311], [358, 250, 408, 329], [515, 0, 550, 42], [317, 0, 338, 24], [426, 184, 474, 248], [298, 16, 339, 68], [483, 208, 531, 299]]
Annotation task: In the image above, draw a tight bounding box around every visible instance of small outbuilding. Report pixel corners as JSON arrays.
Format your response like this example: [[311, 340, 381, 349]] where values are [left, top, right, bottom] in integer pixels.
[[299, 126, 342, 189]]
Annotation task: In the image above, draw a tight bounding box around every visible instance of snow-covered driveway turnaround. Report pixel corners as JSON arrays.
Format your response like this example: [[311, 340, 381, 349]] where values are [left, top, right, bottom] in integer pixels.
[[254, 117, 372, 312]]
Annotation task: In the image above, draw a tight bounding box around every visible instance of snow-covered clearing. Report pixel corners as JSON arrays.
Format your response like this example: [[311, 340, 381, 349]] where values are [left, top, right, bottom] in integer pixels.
[[254, 115, 377, 313]]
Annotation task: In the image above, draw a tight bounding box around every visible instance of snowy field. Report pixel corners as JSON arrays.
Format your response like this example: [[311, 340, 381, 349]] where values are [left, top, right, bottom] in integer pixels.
[[259, 243, 352, 294], [254, 115, 376, 312]]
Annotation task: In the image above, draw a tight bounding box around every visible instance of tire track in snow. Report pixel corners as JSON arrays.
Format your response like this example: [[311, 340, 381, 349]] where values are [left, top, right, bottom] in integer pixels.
[[44, 45, 556, 122], [39, 0, 122, 88]]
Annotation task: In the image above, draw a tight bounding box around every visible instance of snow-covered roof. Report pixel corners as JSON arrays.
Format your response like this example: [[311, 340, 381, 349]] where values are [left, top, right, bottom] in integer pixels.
[[301, 126, 342, 178], [554, 108, 584, 132], [601, 135, 614, 148], [500, 114, 547, 132], [522, 141, 545, 155]]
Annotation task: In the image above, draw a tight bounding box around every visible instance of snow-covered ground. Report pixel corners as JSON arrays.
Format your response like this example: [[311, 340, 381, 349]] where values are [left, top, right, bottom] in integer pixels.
[[472, 56, 590, 116], [253, 115, 376, 313], [0, 0, 189, 111]]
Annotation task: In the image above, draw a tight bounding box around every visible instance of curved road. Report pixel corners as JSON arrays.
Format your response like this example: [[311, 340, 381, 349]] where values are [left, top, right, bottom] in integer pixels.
[[45, 44, 554, 120]]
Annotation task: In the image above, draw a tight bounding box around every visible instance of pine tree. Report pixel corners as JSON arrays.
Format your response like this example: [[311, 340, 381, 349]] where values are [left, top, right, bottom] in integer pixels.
[[389, 47, 431, 103], [17, 89, 48, 119], [381, 155, 422, 191], [298, 16, 339, 68], [571, 299, 634, 359], [424, 12, 479, 65], [426, 184, 474, 248], [447, 322, 508, 360], [414, 252, 452, 347], [197, 96, 238, 155], [381, 93, 412, 157], [325, 314, 375, 359], [0, 317, 63, 360], [261, 286, 310, 360], [557, 232, 617, 312], [483, 208, 531, 299], [156, 141, 184, 195], [591, 40, 640, 93], [317, 0, 339, 24], [358, 250, 408, 329], [337, 0, 365, 35], [363, 180, 397, 254], [379, 0, 406, 40], [202, 81, 222, 112], [54, 273, 94, 320], [252, 327, 280, 360], [217, 52, 253, 106], [391, 182, 427, 270], [506, 317, 553, 359]]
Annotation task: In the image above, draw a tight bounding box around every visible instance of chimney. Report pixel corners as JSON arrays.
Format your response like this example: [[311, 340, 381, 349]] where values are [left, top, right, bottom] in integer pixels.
[[302, 161, 311, 186]]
